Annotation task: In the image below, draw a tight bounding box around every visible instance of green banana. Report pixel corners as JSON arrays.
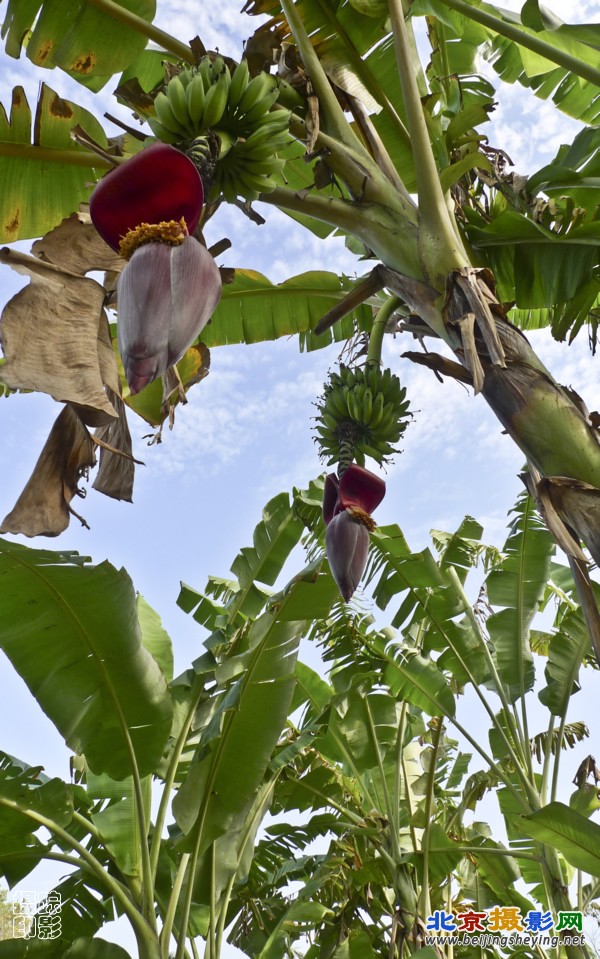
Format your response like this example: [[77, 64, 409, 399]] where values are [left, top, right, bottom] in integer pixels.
[[369, 391, 385, 429], [236, 167, 277, 197], [274, 77, 305, 110], [242, 156, 286, 178], [340, 366, 356, 389], [238, 140, 289, 165], [373, 408, 400, 438], [186, 75, 206, 129], [167, 75, 192, 129], [202, 72, 229, 129], [325, 389, 348, 420], [347, 388, 362, 424], [228, 59, 250, 110], [367, 364, 382, 393], [198, 57, 213, 91], [243, 117, 289, 149], [361, 388, 373, 426], [356, 441, 387, 463], [236, 73, 276, 118], [178, 67, 193, 88], [219, 168, 239, 203], [239, 89, 280, 126], [147, 117, 182, 144], [211, 55, 225, 78], [321, 412, 339, 432], [153, 91, 189, 136]]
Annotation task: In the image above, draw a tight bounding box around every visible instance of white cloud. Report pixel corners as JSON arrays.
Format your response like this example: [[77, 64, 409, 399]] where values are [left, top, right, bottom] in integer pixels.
[[132, 339, 339, 481]]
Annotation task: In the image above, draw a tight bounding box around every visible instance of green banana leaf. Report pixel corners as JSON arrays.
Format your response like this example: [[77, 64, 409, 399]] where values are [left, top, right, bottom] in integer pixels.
[[485, 493, 554, 699], [0, 936, 130, 959], [257, 901, 334, 959], [292, 660, 333, 715], [331, 931, 376, 959], [172, 574, 337, 860], [0, 942, 64, 957], [465, 208, 600, 341], [65, 941, 132, 959], [231, 490, 305, 588], [413, 822, 463, 884], [528, 126, 600, 212], [538, 603, 592, 715], [87, 770, 151, 878], [1, 0, 156, 91], [0, 753, 72, 840], [385, 651, 456, 717], [0, 538, 173, 780], [203, 269, 373, 352], [264, 0, 386, 61], [185, 779, 277, 917], [508, 290, 600, 345], [432, 0, 600, 123], [0, 85, 109, 242], [0, 835, 46, 887], [489, 10, 600, 124], [179, 490, 306, 625], [35, 870, 115, 945], [523, 801, 600, 877], [171, 607, 304, 852], [467, 837, 525, 901], [324, 689, 402, 771], [369, 523, 489, 686]]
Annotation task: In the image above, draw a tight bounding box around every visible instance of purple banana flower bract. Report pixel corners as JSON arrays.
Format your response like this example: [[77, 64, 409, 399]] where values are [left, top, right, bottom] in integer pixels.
[[323, 465, 386, 524], [90, 144, 204, 252], [323, 464, 386, 601], [326, 510, 370, 602], [323, 472, 341, 526], [117, 236, 221, 395]]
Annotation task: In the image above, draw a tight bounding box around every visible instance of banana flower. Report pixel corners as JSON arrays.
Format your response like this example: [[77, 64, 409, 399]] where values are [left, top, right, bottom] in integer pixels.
[[90, 143, 221, 394], [323, 464, 386, 601]]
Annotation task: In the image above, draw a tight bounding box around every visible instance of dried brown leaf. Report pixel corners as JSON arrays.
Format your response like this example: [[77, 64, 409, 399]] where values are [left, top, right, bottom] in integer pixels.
[[0, 406, 95, 537], [444, 268, 506, 368], [0, 248, 118, 424], [521, 468, 587, 563], [306, 79, 320, 155], [456, 312, 485, 394], [31, 210, 124, 277], [92, 389, 138, 502]]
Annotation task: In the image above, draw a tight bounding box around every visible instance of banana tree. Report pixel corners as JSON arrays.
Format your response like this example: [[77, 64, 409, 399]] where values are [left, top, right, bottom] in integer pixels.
[[1, 3, 600, 955]]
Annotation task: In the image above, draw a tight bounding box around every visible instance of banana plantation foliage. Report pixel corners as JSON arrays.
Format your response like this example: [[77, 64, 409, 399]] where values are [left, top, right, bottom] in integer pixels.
[[0, 0, 600, 956]]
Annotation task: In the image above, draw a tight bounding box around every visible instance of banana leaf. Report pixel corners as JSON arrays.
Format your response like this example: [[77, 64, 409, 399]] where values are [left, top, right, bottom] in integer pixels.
[[0, 85, 109, 242], [1, 0, 156, 91], [203, 269, 373, 352], [0, 538, 173, 780]]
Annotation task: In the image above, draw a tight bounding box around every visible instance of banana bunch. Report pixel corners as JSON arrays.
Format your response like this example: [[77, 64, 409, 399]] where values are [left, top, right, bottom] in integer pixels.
[[148, 57, 232, 143], [215, 110, 290, 202], [147, 56, 293, 203], [315, 364, 411, 467]]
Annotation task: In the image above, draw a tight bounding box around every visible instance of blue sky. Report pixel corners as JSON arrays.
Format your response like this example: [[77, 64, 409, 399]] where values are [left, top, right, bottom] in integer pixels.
[[1, 0, 600, 955]]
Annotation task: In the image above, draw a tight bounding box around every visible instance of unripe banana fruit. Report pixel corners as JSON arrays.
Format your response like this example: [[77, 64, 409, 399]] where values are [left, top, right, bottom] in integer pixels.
[[149, 58, 293, 205], [314, 364, 412, 467]]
